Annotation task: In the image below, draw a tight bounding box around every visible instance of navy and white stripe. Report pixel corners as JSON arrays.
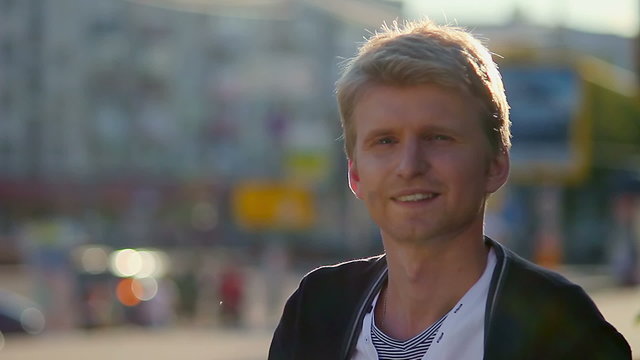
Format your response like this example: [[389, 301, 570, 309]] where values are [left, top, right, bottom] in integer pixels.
[[371, 314, 447, 360]]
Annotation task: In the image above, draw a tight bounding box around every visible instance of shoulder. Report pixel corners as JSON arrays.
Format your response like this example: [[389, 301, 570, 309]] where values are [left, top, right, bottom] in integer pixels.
[[490, 243, 631, 358], [498, 245, 604, 321], [275, 254, 386, 322], [269, 255, 386, 359], [502, 247, 580, 292], [302, 254, 385, 287], [484, 238, 590, 302], [291, 254, 385, 307]]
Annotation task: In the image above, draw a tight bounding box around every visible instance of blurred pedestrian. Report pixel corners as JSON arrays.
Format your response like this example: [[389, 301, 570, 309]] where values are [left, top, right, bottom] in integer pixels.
[[218, 262, 245, 327], [19, 215, 84, 331], [610, 194, 639, 286], [269, 19, 630, 359]]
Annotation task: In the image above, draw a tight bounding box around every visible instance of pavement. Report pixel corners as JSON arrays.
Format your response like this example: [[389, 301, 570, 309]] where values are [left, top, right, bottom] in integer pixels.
[[0, 266, 638, 359], [0, 327, 273, 360], [591, 287, 640, 357], [0, 287, 638, 360]]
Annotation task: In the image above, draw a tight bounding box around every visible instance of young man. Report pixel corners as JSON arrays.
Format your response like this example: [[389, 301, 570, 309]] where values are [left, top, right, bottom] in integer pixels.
[[269, 20, 631, 360]]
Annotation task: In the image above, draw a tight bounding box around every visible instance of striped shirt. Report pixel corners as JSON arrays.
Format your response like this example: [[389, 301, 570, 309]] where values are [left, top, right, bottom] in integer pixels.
[[352, 249, 496, 360], [371, 313, 448, 360]]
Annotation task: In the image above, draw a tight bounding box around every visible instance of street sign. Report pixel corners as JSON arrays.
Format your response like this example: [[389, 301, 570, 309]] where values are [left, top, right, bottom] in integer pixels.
[[231, 181, 315, 231]]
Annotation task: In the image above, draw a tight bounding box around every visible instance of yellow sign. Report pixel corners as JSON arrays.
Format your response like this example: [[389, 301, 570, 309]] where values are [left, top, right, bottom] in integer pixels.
[[231, 181, 315, 231]]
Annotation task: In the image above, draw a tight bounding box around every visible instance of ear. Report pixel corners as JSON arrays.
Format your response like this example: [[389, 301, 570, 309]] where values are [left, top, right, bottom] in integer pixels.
[[348, 159, 362, 199], [485, 150, 510, 194]]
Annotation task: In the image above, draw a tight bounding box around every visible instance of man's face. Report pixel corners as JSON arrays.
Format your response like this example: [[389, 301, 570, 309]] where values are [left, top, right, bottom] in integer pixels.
[[348, 84, 509, 246]]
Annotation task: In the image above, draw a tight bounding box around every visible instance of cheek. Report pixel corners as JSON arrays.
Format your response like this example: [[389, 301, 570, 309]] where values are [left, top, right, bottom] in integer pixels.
[[364, 190, 384, 205], [437, 151, 487, 184], [355, 165, 387, 204]]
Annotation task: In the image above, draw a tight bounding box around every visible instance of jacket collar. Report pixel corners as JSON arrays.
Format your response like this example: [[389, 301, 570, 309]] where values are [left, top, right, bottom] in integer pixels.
[[342, 237, 510, 360], [341, 255, 387, 359], [483, 237, 509, 351]]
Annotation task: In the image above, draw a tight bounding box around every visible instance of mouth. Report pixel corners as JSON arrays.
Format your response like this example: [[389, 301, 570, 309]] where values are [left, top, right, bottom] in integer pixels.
[[392, 192, 439, 203]]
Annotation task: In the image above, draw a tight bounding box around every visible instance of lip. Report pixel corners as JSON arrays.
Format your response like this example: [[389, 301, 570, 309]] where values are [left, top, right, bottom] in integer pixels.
[[390, 189, 439, 199], [390, 189, 441, 203]]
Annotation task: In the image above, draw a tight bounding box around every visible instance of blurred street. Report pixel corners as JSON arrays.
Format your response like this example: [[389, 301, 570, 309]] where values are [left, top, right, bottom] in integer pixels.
[[0, 327, 272, 360], [0, 270, 639, 360], [1, 1, 640, 360]]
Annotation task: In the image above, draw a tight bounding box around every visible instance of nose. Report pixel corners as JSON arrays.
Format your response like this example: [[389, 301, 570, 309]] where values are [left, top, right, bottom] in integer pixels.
[[396, 137, 428, 179]]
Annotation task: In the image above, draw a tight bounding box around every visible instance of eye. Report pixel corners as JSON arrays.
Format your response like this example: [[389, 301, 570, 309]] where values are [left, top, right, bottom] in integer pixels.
[[431, 134, 453, 141], [376, 137, 396, 145]]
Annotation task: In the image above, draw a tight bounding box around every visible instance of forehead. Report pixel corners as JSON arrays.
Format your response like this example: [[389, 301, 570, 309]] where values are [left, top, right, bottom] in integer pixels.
[[351, 84, 483, 134]]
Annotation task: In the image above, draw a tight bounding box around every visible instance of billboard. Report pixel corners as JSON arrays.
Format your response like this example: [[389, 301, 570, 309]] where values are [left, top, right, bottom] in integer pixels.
[[502, 65, 589, 184]]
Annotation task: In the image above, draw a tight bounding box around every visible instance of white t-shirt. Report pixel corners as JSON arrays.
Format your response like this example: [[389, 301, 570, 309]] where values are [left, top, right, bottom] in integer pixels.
[[351, 248, 497, 360]]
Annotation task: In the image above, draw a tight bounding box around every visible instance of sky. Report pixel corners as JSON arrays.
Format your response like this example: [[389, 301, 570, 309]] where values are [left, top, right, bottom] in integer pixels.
[[404, 0, 638, 37]]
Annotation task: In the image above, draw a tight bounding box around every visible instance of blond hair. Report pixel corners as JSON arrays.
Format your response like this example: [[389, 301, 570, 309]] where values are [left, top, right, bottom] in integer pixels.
[[336, 19, 511, 159]]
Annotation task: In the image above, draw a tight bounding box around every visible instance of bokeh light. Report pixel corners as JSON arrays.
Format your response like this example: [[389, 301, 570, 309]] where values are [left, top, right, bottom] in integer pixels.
[[20, 307, 45, 335], [131, 277, 158, 301], [151, 251, 170, 278], [110, 249, 142, 278], [136, 250, 157, 278], [115, 278, 141, 307], [73, 245, 111, 274]]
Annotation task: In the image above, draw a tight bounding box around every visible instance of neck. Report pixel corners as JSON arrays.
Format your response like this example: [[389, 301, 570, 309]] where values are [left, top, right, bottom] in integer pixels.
[[377, 229, 489, 340]]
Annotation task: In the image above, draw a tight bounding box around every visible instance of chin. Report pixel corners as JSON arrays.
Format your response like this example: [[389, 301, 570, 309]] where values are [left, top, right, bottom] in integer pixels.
[[384, 227, 438, 245]]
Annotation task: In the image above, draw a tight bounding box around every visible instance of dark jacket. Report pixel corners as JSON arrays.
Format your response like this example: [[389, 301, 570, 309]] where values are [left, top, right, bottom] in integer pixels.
[[269, 238, 631, 359]]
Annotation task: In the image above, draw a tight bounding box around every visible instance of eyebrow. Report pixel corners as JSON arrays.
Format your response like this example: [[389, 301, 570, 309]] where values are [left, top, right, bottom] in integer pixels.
[[420, 124, 459, 135], [362, 124, 460, 141], [362, 128, 394, 139], [360, 128, 396, 145]]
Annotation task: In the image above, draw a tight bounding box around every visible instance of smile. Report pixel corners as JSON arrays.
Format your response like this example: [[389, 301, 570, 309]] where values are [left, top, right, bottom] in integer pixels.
[[394, 193, 437, 202]]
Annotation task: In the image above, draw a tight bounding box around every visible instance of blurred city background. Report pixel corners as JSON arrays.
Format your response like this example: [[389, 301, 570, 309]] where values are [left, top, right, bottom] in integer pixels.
[[0, 0, 639, 358]]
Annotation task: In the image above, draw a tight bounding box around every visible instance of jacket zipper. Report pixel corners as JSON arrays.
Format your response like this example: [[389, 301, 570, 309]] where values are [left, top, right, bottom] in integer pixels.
[[341, 264, 388, 360]]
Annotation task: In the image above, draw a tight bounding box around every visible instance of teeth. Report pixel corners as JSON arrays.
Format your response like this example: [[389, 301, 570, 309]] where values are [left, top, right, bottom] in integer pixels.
[[396, 193, 435, 202]]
